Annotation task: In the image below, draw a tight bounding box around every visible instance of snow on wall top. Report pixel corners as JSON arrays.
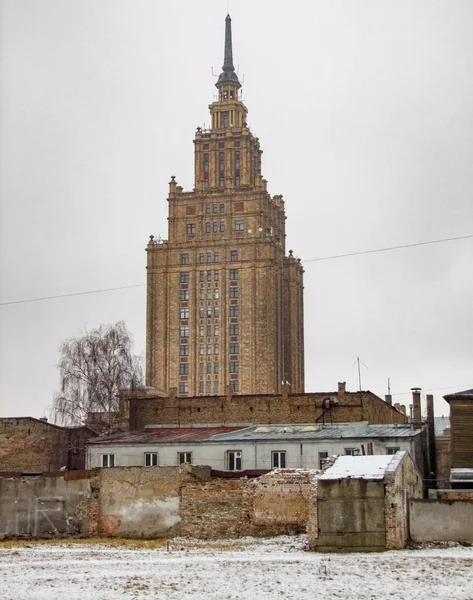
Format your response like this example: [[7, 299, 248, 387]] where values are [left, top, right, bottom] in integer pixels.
[[319, 454, 400, 480]]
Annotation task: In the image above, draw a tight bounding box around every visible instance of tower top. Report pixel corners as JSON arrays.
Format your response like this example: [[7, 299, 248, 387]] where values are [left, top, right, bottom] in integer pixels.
[[216, 14, 241, 89]]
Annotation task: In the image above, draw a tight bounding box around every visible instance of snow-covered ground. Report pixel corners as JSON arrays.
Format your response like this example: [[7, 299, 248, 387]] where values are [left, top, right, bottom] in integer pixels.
[[1, 535, 472, 600]]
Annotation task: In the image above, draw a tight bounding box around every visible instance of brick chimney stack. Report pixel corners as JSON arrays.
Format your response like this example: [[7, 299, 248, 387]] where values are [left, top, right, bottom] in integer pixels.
[[411, 387, 422, 429], [337, 382, 346, 402], [385, 394, 392, 405], [426, 394, 437, 488]]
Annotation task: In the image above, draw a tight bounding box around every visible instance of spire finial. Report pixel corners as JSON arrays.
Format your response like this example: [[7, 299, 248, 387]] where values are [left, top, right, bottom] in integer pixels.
[[216, 14, 241, 89]]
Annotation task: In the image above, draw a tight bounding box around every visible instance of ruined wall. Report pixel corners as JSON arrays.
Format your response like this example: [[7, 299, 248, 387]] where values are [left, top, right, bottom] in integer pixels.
[[309, 478, 387, 552], [129, 389, 407, 429], [436, 434, 451, 489], [410, 499, 473, 543], [249, 470, 313, 536], [384, 454, 423, 550], [94, 465, 210, 539], [0, 476, 89, 539]]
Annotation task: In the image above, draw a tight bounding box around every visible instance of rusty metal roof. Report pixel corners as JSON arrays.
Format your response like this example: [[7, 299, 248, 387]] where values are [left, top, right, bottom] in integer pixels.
[[88, 426, 246, 445]]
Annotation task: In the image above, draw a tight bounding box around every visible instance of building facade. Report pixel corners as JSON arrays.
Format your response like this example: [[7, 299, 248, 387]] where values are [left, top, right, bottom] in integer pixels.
[[444, 388, 473, 488], [86, 421, 422, 472], [146, 15, 304, 398]]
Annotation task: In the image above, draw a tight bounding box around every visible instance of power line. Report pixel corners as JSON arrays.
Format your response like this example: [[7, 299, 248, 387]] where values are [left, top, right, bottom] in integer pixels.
[[0, 284, 145, 306], [304, 233, 473, 263], [1, 233, 472, 307]]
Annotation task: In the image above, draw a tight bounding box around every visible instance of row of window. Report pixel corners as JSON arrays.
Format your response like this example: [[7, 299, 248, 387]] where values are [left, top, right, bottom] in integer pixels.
[[206, 203, 225, 214], [102, 447, 402, 470], [179, 306, 239, 319], [183, 251, 239, 265], [186, 221, 244, 235], [181, 269, 238, 283], [180, 325, 239, 339]]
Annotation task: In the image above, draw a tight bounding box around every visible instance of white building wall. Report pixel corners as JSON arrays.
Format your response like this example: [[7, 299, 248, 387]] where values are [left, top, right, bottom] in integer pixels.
[[87, 437, 415, 471]]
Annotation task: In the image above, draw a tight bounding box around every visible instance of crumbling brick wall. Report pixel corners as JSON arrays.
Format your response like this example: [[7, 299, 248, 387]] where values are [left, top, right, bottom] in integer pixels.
[[384, 453, 423, 549]]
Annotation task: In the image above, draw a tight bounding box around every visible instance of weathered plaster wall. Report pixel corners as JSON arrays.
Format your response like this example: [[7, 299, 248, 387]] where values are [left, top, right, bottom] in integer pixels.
[[410, 499, 473, 542], [0, 476, 89, 539]]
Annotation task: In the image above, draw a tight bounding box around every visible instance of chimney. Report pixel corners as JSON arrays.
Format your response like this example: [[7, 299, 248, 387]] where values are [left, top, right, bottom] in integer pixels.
[[411, 387, 422, 429], [385, 394, 392, 405], [394, 403, 406, 416], [337, 381, 346, 402], [169, 175, 177, 195], [426, 394, 437, 488]]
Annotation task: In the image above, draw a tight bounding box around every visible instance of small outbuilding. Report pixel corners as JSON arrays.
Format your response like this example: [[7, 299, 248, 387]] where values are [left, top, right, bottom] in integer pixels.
[[308, 451, 422, 552]]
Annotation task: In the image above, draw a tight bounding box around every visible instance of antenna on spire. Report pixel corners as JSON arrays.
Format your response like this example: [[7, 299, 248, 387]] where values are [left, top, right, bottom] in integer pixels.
[[352, 357, 368, 391]]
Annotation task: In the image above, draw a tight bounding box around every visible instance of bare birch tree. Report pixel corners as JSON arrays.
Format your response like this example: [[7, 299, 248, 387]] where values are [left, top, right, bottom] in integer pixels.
[[51, 321, 143, 431]]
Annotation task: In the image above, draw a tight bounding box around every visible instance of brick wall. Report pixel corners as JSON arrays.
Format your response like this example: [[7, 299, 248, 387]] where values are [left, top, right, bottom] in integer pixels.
[[436, 433, 451, 489], [0, 418, 95, 473], [127, 387, 407, 429]]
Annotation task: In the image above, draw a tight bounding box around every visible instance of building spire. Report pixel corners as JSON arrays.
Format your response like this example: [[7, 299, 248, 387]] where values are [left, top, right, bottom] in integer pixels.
[[216, 14, 241, 89]]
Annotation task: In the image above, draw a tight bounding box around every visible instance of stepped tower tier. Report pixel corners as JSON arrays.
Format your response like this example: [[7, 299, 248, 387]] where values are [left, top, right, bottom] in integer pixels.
[[146, 15, 304, 397]]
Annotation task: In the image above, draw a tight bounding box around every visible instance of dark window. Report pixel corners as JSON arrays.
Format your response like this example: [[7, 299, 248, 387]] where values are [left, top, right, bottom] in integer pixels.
[[230, 305, 239, 317], [235, 220, 244, 231], [318, 452, 329, 469], [234, 150, 240, 188], [181, 253, 189, 265], [214, 252, 220, 263], [200, 271, 205, 282], [230, 324, 239, 335], [229, 343, 239, 354], [199, 381, 204, 393], [386, 447, 400, 455], [220, 204, 225, 213], [186, 223, 196, 234], [220, 221, 225, 232], [222, 112, 229, 128], [214, 363, 219, 374], [180, 308, 189, 319], [206, 325, 212, 337], [230, 380, 239, 392], [227, 450, 242, 471], [214, 271, 219, 281], [229, 269, 238, 280], [180, 345, 189, 356], [214, 343, 219, 355], [213, 380, 219, 393], [180, 326, 189, 338], [213, 222, 219, 232], [180, 290, 189, 301], [213, 204, 218, 214], [206, 204, 211, 214], [214, 325, 219, 336], [179, 382, 188, 394], [203, 154, 209, 189], [102, 454, 115, 468], [272, 451, 286, 469], [214, 307, 220, 318], [206, 380, 211, 393], [199, 253, 205, 264], [145, 452, 158, 467], [230, 250, 238, 262], [199, 363, 205, 374], [207, 252, 213, 263], [206, 222, 211, 233], [345, 448, 359, 456], [229, 361, 239, 373], [180, 272, 190, 283], [200, 308, 205, 318], [206, 362, 211, 374], [178, 452, 192, 464], [230, 287, 239, 298], [219, 151, 225, 188]]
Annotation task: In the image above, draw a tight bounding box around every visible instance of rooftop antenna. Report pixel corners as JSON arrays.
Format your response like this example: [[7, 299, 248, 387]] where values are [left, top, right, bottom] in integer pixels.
[[387, 377, 391, 395], [352, 357, 368, 391]]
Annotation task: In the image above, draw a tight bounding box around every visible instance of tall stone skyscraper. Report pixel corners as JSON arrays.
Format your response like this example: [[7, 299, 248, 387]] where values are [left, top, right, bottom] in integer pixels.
[[146, 15, 304, 397]]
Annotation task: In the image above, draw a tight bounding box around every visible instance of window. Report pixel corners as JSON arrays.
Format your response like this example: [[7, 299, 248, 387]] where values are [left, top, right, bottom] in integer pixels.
[[186, 223, 196, 234], [180, 326, 189, 338], [222, 112, 229, 128], [101, 454, 115, 468], [199, 308, 205, 319], [213, 222, 219, 232], [234, 150, 240, 188], [214, 271, 219, 281], [220, 204, 225, 213], [230, 305, 239, 317], [199, 344, 205, 355], [229, 269, 238, 280], [206, 344, 212, 355], [214, 252, 220, 263], [229, 343, 239, 355], [145, 452, 158, 467], [206, 325, 212, 337], [235, 220, 244, 231], [214, 343, 219, 355], [180, 290, 189, 301], [214, 325, 219, 336], [200, 289, 205, 300], [203, 154, 209, 189], [219, 151, 225, 188], [179, 382, 188, 394], [180, 272, 190, 283], [180, 344, 189, 356], [229, 361, 239, 373], [213, 380, 219, 393], [207, 307, 213, 318], [386, 447, 400, 455], [345, 448, 359, 456], [206, 381, 211, 393], [230, 250, 238, 262], [318, 452, 329, 469], [220, 221, 225, 232], [178, 452, 192, 465], [230, 324, 239, 335], [207, 290, 213, 300], [230, 380, 239, 392], [206, 222, 211, 233], [207, 271, 212, 281], [213, 203, 218, 214], [227, 450, 242, 471], [180, 308, 189, 319], [230, 287, 239, 299], [199, 253, 205, 264], [272, 451, 286, 469], [179, 363, 189, 375], [214, 307, 220, 317], [206, 204, 211, 214], [207, 252, 213, 263], [199, 363, 205, 374], [214, 289, 220, 300], [214, 362, 219, 374], [181, 253, 189, 265], [199, 381, 204, 393], [200, 325, 205, 337], [206, 362, 211, 374], [199, 271, 205, 282]]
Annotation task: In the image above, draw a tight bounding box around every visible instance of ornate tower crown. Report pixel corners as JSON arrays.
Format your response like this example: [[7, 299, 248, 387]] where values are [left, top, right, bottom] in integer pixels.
[[216, 15, 241, 89]]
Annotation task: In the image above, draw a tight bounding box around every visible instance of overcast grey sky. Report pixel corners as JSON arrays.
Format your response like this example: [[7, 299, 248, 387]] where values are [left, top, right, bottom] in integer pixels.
[[1, 0, 472, 420]]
